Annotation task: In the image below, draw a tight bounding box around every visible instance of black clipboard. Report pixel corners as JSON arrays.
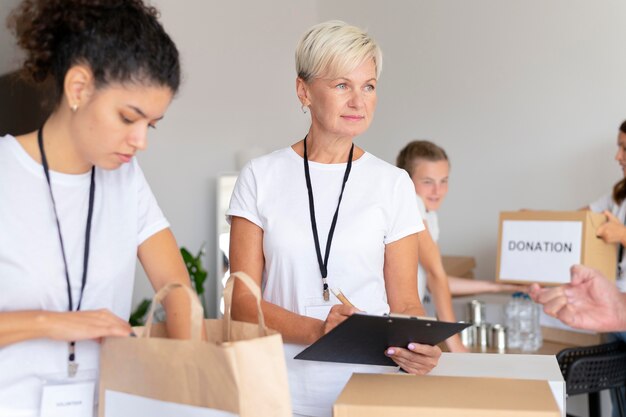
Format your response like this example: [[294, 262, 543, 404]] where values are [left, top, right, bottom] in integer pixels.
[[294, 313, 470, 366]]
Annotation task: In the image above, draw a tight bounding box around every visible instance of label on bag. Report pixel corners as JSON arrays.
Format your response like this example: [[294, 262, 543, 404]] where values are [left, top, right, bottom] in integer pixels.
[[40, 381, 95, 417], [104, 390, 239, 416]]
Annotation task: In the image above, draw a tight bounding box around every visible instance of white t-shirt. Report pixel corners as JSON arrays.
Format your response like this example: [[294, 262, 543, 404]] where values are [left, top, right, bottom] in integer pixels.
[[0, 135, 168, 416], [227, 147, 424, 417], [589, 192, 626, 292]]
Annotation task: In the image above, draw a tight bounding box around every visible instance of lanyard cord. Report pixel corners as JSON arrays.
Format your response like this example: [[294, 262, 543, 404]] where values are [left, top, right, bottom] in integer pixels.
[[303, 135, 354, 300], [37, 127, 95, 311], [37, 126, 95, 376]]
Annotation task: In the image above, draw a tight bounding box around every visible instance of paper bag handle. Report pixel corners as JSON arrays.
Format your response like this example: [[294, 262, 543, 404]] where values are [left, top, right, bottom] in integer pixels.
[[223, 271, 267, 342], [143, 283, 204, 341]]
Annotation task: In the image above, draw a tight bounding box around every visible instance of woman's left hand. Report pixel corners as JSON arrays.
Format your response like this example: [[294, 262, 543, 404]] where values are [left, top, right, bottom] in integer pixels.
[[385, 342, 441, 374], [596, 211, 626, 244]]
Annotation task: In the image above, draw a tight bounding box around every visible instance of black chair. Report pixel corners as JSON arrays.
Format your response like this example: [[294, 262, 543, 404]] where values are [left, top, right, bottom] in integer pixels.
[[557, 341, 626, 417]]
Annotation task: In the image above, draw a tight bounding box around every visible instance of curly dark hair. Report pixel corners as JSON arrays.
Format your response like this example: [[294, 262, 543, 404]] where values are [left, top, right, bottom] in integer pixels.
[[7, 0, 180, 106], [396, 140, 449, 177]]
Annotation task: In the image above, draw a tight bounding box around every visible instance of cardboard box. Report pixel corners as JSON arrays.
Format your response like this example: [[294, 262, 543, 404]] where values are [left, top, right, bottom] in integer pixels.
[[430, 352, 565, 417], [442, 255, 476, 279], [334, 373, 560, 417], [541, 325, 602, 346], [540, 309, 603, 345], [496, 210, 616, 285]]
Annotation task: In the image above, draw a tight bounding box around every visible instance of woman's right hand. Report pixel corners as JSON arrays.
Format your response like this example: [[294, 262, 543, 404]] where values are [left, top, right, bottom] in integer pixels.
[[44, 309, 132, 342], [321, 304, 358, 335], [0, 309, 132, 347], [530, 265, 626, 332]]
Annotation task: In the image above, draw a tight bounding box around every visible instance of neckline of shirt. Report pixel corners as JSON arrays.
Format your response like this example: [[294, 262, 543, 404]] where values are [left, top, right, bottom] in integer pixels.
[[286, 145, 372, 170], [4, 134, 93, 185]]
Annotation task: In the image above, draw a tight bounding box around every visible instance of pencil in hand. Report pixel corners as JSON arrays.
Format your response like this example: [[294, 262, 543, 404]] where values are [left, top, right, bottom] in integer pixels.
[[331, 287, 357, 309]]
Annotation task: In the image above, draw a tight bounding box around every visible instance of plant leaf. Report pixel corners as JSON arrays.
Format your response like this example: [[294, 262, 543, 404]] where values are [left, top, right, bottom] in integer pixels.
[[129, 299, 151, 326], [180, 246, 208, 296]]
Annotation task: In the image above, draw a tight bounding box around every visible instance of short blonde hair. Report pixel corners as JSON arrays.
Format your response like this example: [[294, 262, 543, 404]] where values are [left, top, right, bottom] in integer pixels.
[[295, 20, 382, 82]]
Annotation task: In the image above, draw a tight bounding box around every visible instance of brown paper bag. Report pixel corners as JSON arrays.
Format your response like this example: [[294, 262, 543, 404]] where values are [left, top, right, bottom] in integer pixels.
[[98, 272, 292, 417]]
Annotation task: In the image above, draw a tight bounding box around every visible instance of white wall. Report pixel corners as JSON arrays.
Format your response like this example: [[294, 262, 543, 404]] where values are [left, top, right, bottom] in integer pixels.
[[133, 1, 317, 312], [317, 0, 626, 280], [0, 0, 23, 75]]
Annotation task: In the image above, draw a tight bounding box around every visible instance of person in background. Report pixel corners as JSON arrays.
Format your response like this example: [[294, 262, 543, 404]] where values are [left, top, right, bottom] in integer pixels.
[[531, 266, 626, 417], [0, 1, 195, 415], [396, 140, 525, 352], [584, 120, 626, 295], [574, 120, 626, 416], [530, 265, 626, 332], [532, 267, 626, 415], [228, 21, 440, 417]]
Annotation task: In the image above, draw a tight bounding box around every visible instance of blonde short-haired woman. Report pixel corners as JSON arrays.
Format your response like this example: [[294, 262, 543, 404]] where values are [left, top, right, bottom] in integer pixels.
[[228, 21, 440, 417]]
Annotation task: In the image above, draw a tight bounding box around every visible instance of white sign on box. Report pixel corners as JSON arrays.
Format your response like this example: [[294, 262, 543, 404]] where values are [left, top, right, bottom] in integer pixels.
[[499, 220, 582, 284]]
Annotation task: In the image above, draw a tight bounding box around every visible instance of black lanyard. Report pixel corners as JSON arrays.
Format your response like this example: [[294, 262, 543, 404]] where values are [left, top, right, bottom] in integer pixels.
[[303, 135, 354, 301], [37, 126, 95, 377]]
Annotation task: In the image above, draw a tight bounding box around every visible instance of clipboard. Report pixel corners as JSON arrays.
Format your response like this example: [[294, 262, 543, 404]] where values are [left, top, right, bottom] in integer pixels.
[[294, 313, 470, 366]]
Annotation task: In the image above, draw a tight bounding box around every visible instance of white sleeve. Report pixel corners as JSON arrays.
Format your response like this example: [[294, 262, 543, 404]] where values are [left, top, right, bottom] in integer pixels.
[[226, 161, 263, 229], [384, 172, 425, 244], [589, 193, 613, 213], [415, 194, 428, 223], [135, 161, 169, 246]]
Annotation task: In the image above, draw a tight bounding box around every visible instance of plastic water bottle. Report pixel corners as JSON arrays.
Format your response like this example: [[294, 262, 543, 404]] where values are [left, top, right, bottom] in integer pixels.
[[517, 293, 544, 352], [531, 300, 543, 351], [519, 294, 534, 352], [504, 292, 521, 349]]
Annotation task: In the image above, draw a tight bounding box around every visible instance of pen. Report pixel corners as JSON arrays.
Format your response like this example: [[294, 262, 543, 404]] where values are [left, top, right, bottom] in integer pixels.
[[331, 287, 357, 309]]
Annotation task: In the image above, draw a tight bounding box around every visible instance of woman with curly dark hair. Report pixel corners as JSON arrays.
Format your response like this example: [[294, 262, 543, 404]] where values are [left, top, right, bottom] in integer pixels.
[[0, 1, 194, 414]]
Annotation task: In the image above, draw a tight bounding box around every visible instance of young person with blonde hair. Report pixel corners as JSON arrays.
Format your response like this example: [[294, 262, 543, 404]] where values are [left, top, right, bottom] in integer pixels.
[[397, 140, 523, 352]]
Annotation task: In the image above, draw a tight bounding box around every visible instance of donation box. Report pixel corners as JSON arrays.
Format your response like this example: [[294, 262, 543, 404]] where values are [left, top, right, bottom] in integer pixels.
[[334, 373, 561, 417], [496, 211, 616, 285]]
